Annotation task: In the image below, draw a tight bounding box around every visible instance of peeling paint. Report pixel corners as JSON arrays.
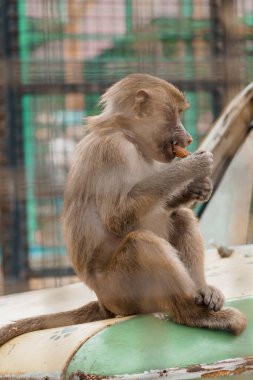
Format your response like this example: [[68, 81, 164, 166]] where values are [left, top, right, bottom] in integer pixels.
[[187, 365, 206, 373], [202, 370, 231, 377], [66, 357, 253, 380], [68, 372, 109, 380]]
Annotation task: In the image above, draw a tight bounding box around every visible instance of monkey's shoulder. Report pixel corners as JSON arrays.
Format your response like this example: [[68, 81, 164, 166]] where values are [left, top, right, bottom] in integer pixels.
[[77, 130, 144, 169]]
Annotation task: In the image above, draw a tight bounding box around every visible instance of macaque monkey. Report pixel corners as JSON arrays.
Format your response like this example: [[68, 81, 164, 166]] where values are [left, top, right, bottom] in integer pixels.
[[0, 74, 247, 346]]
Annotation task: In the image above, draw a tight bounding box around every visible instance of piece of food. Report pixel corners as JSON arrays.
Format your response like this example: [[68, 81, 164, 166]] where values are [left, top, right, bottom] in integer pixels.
[[172, 144, 190, 158]]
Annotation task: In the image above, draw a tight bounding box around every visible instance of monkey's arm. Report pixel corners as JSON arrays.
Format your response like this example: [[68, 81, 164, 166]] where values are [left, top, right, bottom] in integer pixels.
[[129, 162, 192, 205], [99, 151, 213, 234], [129, 155, 212, 206], [100, 160, 201, 235]]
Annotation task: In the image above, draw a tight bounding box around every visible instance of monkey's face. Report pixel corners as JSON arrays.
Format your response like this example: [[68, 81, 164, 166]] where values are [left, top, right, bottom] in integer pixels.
[[128, 81, 192, 163], [147, 105, 193, 163], [160, 119, 192, 163]]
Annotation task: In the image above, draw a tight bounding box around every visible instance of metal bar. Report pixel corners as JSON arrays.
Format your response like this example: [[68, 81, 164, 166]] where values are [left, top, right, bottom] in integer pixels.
[[2, 79, 221, 95], [125, 0, 133, 34], [0, 0, 28, 279], [29, 267, 75, 278], [210, 0, 242, 108]]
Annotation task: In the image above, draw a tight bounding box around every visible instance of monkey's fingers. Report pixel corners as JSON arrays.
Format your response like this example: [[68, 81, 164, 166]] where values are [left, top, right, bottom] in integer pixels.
[[172, 144, 190, 158]]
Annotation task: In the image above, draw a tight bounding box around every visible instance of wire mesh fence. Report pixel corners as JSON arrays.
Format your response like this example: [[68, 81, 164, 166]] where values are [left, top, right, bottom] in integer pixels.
[[0, 0, 252, 292]]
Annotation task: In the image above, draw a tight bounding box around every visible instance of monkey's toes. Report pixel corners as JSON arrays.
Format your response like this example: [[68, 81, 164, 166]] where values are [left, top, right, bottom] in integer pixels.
[[195, 285, 225, 311]]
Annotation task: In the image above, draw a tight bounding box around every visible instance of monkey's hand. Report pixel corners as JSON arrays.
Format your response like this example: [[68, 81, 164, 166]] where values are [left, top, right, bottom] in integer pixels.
[[186, 150, 214, 179], [195, 285, 225, 311], [185, 177, 213, 202], [166, 177, 212, 208]]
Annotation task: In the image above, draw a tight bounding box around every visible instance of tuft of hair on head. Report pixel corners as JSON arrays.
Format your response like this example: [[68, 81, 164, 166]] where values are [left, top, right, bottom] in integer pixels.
[[99, 74, 188, 116]]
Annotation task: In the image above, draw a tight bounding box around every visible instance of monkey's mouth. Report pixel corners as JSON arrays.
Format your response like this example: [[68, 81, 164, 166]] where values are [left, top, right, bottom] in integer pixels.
[[160, 140, 187, 161], [170, 141, 181, 157], [160, 141, 176, 161], [171, 141, 190, 158], [171, 141, 179, 153]]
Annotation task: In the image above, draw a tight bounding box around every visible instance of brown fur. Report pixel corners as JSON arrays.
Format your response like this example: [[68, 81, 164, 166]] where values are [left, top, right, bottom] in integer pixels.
[[0, 74, 247, 346]]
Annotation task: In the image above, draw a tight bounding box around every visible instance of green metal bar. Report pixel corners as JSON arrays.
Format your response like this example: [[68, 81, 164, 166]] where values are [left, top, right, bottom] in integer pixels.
[[247, 193, 253, 243], [125, 0, 133, 33], [22, 96, 37, 248], [182, 0, 194, 79], [18, 2, 37, 250], [17, 0, 29, 83], [181, 0, 199, 152], [243, 13, 253, 27], [181, 0, 193, 18], [184, 91, 198, 151]]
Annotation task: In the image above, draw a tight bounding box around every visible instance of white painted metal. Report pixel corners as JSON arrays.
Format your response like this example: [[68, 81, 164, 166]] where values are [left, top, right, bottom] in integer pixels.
[[200, 130, 253, 246]]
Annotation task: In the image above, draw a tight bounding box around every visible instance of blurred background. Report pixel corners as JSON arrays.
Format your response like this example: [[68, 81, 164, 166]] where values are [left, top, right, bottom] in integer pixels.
[[0, 0, 252, 295]]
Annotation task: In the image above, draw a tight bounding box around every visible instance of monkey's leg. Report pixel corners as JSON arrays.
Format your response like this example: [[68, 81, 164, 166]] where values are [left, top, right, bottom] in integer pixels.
[[169, 208, 205, 287], [0, 301, 114, 347], [95, 229, 196, 316], [95, 230, 246, 334], [169, 208, 224, 312]]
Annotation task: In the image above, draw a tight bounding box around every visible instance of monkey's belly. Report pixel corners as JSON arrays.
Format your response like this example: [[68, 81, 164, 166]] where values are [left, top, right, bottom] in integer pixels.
[[139, 206, 169, 239]]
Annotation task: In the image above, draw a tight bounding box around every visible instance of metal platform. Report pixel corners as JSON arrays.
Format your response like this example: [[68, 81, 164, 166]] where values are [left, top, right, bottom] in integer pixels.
[[0, 245, 252, 379]]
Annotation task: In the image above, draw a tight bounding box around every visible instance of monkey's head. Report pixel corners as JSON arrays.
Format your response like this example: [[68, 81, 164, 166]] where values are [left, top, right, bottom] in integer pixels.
[[100, 74, 192, 163]]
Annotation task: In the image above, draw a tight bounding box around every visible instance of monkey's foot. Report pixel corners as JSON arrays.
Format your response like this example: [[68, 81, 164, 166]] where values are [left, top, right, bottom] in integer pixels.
[[195, 285, 225, 311]]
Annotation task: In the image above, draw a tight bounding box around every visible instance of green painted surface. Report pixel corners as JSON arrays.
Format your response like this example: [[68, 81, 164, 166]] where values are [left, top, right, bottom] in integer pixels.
[[67, 298, 253, 377], [216, 376, 253, 380]]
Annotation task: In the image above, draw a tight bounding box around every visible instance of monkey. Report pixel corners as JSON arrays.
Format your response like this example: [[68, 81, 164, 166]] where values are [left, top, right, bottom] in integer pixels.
[[0, 74, 247, 346]]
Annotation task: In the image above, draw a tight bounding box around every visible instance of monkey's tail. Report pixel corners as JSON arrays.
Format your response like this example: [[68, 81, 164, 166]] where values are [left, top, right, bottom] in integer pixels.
[[0, 301, 114, 347]]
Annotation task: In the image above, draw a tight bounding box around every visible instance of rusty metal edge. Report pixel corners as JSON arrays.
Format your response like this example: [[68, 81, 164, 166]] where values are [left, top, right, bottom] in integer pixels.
[[66, 356, 253, 380]]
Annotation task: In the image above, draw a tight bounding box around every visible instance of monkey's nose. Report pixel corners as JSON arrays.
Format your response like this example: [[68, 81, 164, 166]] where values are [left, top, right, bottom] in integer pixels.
[[187, 135, 193, 146]]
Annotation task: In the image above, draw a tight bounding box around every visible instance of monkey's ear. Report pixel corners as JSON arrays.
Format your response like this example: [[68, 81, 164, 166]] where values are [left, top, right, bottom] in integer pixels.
[[134, 89, 151, 118]]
